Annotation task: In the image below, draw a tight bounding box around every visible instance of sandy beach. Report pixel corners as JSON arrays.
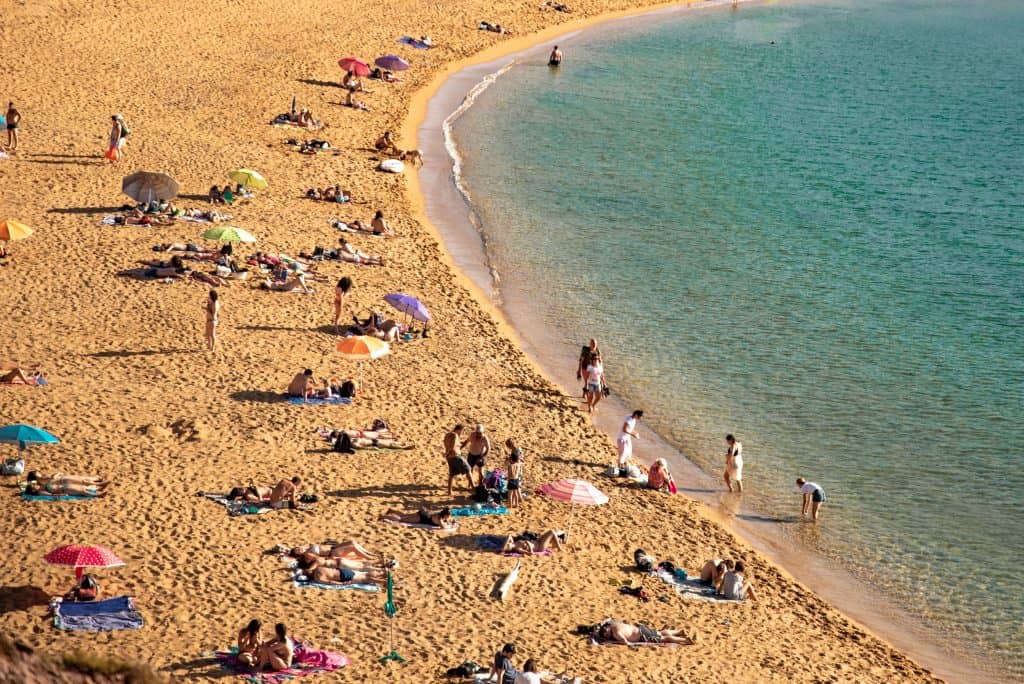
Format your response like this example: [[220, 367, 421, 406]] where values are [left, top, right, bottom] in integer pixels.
[[0, 0, 945, 681]]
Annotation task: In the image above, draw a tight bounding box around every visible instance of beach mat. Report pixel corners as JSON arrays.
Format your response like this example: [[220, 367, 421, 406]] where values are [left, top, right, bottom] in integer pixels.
[[53, 596, 144, 632], [451, 505, 508, 518], [215, 643, 349, 682], [476, 535, 552, 556], [21, 492, 96, 502], [285, 395, 352, 406]]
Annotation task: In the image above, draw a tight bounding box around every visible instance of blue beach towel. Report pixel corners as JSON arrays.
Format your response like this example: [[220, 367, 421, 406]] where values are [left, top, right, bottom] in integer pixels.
[[450, 505, 509, 518], [21, 492, 95, 502], [476, 534, 552, 556], [284, 394, 353, 406], [398, 36, 431, 49], [53, 596, 144, 631]]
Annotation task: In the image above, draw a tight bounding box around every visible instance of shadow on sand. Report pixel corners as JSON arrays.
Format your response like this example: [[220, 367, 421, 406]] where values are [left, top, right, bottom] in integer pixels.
[[48, 206, 125, 215], [0, 585, 52, 616], [297, 78, 341, 88], [87, 348, 191, 358], [161, 655, 234, 681], [228, 390, 287, 404], [325, 483, 436, 501]]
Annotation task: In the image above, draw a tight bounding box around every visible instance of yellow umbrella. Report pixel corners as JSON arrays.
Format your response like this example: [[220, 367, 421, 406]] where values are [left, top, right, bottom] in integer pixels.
[[336, 335, 390, 386], [0, 219, 34, 242], [227, 169, 268, 190]]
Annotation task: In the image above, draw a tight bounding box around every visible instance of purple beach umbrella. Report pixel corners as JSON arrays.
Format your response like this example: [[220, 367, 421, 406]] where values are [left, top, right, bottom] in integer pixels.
[[374, 55, 410, 72], [383, 293, 430, 322]]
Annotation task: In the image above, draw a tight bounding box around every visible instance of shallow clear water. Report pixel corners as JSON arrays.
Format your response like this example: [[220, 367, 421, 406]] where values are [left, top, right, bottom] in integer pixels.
[[451, 0, 1024, 676]]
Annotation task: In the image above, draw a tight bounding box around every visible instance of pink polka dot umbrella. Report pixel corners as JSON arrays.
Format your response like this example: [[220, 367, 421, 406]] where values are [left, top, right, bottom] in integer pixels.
[[539, 478, 608, 542], [44, 544, 124, 579]]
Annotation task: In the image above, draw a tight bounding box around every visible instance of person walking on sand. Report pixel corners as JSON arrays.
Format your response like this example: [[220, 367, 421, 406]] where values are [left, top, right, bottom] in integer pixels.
[[616, 410, 643, 471], [333, 276, 353, 333], [105, 114, 127, 163], [576, 338, 599, 399], [584, 351, 605, 413], [4, 102, 21, 153], [796, 477, 826, 521], [724, 434, 743, 493], [463, 423, 491, 488], [204, 290, 220, 352], [443, 423, 472, 496], [548, 45, 562, 67]]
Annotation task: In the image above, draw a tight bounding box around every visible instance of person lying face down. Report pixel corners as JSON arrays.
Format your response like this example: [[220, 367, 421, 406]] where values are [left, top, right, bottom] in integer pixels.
[[293, 553, 388, 585], [381, 507, 455, 529], [25, 472, 109, 497]]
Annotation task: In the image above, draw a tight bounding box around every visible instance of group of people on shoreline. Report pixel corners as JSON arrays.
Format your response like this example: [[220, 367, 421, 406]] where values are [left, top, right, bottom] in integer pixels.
[[577, 337, 827, 521]]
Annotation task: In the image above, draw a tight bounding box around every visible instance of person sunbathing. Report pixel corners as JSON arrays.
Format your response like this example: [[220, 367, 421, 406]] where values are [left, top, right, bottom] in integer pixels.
[[0, 367, 43, 384], [256, 623, 294, 671], [209, 185, 223, 204], [718, 561, 758, 601], [237, 619, 263, 667], [501, 530, 567, 554], [590, 619, 697, 646], [261, 274, 312, 293], [479, 21, 513, 34], [140, 255, 186, 269], [64, 574, 100, 602], [191, 271, 228, 287], [227, 485, 273, 502], [300, 561, 387, 586], [285, 540, 384, 564], [25, 471, 108, 497], [158, 242, 215, 253], [270, 476, 302, 507], [382, 507, 455, 529], [294, 551, 391, 575]]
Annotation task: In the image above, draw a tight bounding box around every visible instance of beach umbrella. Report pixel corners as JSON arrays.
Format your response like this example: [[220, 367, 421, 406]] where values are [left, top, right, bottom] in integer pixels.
[[336, 335, 390, 386], [200, 226, 257, 244], [338, 57, 371, 77], [227, 168, 268, 190], [374, 55, 410, 72], [336, 335, 391, 360], [44, 544, 124, 580], [540, 478, 608, 541], [121, 170, 179, 204], [0, 219, 33, 242], [0, 423, 60, 451], [383, 293, 430, 323]]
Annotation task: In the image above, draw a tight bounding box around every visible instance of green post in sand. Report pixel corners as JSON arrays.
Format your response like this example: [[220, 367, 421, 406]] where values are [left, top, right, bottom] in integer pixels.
[[379, 569, 405, 664]]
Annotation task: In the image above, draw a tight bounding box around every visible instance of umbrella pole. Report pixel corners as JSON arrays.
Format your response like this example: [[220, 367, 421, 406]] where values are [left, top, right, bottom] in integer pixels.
[[566, 504, 577, 547]]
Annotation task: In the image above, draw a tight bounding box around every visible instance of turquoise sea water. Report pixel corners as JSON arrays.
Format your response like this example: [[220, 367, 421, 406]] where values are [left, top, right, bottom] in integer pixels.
[[450, 0, 1023, 676]]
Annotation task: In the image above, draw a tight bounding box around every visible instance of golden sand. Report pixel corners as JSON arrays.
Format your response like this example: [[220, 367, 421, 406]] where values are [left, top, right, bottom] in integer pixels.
[[0, 0, 941, 681]]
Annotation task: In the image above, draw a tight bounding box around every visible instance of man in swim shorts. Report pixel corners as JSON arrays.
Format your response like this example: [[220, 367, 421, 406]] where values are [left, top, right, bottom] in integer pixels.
[[595, 619, 697, 646], [463, 423, 490, 488], [548, 45, 562, 66], [724, 434, 743, 493], [797, 477, 826, 521], [4, 102, 21, 153], [443, 423, 472, 496]]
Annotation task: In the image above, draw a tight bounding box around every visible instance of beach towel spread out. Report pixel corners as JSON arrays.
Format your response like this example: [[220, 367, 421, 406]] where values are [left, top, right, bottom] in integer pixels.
[[198, 492, 309, 516], [397, 36, 431, 49], [450, 505, 509, 518], [285, 395, 352, 406], [21, 492, 95, 502], [284, 560, 379, 592], [476, 535, 553, 556], [383, 519, 459, 532], [654, 569, 734, 603], [52, 596, 144, 631], [215, 643, 349, 682]]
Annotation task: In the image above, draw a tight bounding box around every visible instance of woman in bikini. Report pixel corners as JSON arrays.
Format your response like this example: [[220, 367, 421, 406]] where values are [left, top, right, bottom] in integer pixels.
[[237, 619, 262, 667], [382, 507, 455, 529], [25, 472, 109, 497], [370, 210, 394, 236], [501, 530, 566, 554], [204, 290, 220, 352]]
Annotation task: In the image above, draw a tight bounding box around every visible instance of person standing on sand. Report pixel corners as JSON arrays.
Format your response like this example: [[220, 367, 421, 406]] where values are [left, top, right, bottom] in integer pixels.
[[4, 102, 21, 153], [333, 276, 353, 333], [584, 352, 605, 413], [548, 45, 562, 66], [105, 114, 127, 163], [443, 423, 472, 496], [576, 338, 599, 399], [616, 410, 643, 471], [724, 434, 743, 493], [463, 424, 491, 488], [204, 290, 220, 352], [796, 477, 826, 521]]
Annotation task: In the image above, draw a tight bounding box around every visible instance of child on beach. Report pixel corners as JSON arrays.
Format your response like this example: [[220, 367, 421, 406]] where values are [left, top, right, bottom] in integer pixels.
[[506, 443, 524, 508]]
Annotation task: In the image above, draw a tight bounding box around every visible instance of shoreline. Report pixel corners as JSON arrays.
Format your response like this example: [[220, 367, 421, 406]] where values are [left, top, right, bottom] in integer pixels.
[[404, 3, 991, 683]]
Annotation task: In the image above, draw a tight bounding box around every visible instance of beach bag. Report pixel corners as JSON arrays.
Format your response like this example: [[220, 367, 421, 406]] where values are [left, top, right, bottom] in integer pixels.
[[668, 478, 678, 495], [103, 146, 120, 162], [1, 458, 25, 476], [484, 468, 506, 493], [333, 432, 355, 454], [120, 123, 130, 138], [471, 484, 489, 503]]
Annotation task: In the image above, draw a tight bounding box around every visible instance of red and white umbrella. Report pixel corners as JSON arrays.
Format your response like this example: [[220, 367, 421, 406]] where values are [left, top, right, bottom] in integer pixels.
[[338, 57, 371, 77], [540, 478, 608, 506], [540, 479, 608, 541], [44, 544, 124, 579]]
